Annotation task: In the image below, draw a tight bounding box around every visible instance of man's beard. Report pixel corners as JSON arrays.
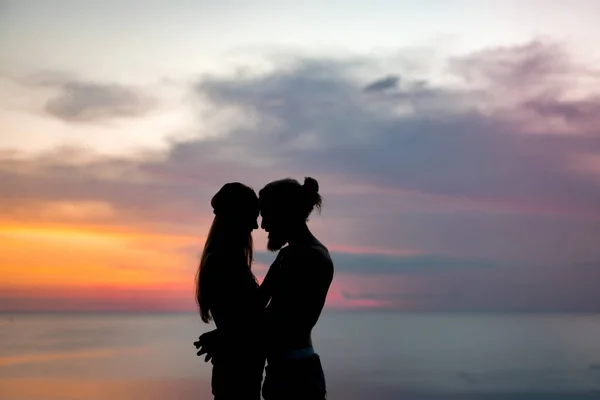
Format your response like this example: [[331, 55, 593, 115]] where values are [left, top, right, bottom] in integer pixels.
[[267, 233, 286, 252]]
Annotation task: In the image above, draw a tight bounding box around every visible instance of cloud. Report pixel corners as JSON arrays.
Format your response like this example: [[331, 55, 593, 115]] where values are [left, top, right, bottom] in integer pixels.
[[329, 252, 495, 275], [336, 262, 600, 312], [4, 41, 600, 230], [21, 71, 156, 123], [448, 40, 571, 89], [2, 40, 600, 311], [45, 82, 154, 122], [256, 250, 495, 275], [185, 41, 600, 220], [363, 75, 399, 92], [256, 249, 600, 312], [340, 291, 435, 302], [524, 96, 600, 129]]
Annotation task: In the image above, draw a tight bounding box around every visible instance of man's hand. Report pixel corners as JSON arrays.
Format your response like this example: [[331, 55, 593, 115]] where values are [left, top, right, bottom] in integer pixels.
[[193, 329, 220, 362]]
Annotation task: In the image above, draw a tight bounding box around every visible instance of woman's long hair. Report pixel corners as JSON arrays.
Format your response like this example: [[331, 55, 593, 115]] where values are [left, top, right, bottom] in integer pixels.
[[195, 183, 257, 323]]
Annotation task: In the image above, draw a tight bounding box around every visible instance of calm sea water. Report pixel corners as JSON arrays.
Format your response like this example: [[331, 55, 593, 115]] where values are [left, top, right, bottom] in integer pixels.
[[1, 312, 600, 400]]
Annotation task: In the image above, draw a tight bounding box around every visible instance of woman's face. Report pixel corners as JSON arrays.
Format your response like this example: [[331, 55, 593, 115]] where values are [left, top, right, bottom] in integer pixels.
[[225, 192, 258, 234], [237, 201, 259, 234], [245, 209, 259, 233]]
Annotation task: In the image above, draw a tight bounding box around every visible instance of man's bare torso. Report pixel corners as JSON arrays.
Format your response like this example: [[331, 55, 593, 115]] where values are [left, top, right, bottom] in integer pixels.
[[265, 239, 334, 355]]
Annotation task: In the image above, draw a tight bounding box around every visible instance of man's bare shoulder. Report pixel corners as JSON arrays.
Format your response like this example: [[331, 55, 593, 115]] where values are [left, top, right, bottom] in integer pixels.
[[311, 242, 332, 263], [287, 241, 333, 275]]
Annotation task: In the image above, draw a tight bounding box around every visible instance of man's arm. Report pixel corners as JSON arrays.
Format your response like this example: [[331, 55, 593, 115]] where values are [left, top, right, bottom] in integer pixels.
[[257, 250, 286, 308]]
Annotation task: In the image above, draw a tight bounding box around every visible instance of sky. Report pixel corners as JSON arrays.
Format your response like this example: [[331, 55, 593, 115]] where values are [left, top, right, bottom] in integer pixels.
[[1, 0, 600, 312]]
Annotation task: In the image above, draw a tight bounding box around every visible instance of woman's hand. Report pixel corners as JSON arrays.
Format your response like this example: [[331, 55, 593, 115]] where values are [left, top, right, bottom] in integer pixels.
[[193, 329, 220, 362]]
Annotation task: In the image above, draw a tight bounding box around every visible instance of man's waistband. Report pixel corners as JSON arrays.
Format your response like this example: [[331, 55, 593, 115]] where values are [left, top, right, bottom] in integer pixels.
[[268, 346, 316, 364]]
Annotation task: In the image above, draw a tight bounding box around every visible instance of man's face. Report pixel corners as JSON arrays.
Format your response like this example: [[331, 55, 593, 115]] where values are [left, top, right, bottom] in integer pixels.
[[260, 202, 287, 251]]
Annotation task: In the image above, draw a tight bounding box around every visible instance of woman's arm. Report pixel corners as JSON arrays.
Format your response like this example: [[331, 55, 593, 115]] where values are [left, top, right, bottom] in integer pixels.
[[195, 252, 286, 361], [194, 329, 219, 361], [194, 256, 260, 359], [194, 276, 264, 361]]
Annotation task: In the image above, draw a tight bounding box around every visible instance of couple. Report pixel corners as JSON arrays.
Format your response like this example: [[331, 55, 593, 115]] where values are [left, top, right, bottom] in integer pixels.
[[194, 177, 334, 400]]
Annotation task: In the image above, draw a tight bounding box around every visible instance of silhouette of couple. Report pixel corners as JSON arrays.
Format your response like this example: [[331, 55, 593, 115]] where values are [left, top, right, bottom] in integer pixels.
[[193, 177, 334, 400]]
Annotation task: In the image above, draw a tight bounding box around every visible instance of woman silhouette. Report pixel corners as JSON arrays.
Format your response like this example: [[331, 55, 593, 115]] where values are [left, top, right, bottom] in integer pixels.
[[194, 182, 270, 400]]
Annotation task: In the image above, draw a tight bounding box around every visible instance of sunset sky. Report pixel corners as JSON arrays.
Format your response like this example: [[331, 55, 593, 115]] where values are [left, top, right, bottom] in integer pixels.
[[1, 0, 600, 312]]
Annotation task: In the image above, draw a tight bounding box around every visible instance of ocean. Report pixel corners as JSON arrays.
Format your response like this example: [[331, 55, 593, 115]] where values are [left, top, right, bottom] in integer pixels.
[[1, 311, 600, 400]]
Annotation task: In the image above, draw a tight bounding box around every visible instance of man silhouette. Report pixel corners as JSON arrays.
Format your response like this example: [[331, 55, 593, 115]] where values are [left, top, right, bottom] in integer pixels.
[[196, 177, 334, 400]]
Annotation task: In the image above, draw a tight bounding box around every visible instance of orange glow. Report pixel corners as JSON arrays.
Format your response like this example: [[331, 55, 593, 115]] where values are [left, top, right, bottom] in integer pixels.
[[0, 378, 212, 400], [0, 214, 406, 311], [0, 347, 145, 368], [0, 220, 201, 297]]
